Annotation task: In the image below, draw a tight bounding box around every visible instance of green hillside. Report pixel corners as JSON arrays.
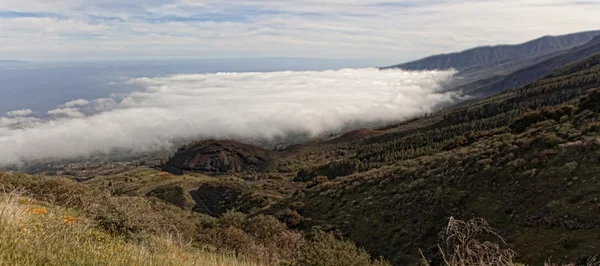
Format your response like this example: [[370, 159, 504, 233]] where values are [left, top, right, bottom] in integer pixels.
[[268, 54, 600, 265], [4, 55, 600, 266], [0, 172, 388, 266]]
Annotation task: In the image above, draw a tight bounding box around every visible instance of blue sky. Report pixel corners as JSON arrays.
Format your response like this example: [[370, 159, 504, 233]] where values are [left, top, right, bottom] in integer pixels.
[[1, 0, 600, 62]]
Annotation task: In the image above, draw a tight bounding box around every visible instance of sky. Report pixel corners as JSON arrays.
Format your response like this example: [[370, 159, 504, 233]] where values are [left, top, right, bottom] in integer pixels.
[[1, 0, 600, 62]]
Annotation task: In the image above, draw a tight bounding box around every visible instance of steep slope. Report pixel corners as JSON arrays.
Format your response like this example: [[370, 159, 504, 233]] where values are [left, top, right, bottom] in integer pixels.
[[463, 36, 600, 97], [385, 30, 600, 71], [271, 55, 600, 265]]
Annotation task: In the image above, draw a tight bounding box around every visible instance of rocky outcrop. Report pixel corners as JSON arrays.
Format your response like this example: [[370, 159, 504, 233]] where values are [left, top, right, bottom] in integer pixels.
[[163, 140, 276, 174]]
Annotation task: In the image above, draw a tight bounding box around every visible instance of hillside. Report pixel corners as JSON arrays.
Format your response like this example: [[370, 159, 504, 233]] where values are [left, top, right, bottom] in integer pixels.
[[0, 173, 263, 266], [267, 55, 600, 265], [385, 30, 600, 71], [0, 172, 389, 266], [0, 192, 259, 266], [462, 37, 600, 97], [145, 55, 600, 265]]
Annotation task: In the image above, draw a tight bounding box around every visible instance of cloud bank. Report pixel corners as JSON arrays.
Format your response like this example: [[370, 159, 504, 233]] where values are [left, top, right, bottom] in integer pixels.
[[0, 68, 457, 166]]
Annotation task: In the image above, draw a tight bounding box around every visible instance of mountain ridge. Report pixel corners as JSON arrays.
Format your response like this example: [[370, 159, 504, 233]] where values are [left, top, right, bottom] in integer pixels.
[[462, 35, 600, 96], [384, 30, 600, 71]]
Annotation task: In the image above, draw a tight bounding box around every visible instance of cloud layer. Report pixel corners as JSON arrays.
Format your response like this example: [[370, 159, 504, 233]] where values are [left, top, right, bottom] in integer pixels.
[[0, 68, 456, 166]]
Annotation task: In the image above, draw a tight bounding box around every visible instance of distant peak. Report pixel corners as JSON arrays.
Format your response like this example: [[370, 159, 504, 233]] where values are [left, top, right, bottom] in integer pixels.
[[385, 30, 600, 71]]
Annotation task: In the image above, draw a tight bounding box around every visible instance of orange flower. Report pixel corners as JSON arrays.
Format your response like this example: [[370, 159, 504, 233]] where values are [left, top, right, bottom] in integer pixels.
[[63, 216, 78, 225], [177, 253, 189, 261], [27, 208, 47, 215]]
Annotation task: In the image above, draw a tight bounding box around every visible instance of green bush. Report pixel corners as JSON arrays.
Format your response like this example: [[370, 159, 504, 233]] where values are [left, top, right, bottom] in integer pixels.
[[298, 230, 390, 266]]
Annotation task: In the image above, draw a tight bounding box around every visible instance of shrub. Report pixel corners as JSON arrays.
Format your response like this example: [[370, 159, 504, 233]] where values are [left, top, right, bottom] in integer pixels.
[[559, 235, 579, 249], [298, 230, 390, 266], [511, 110, 545, 133], [220, 210, 248, 229], [308, 176, 329, 188], [146, 185, 187, 209], [279, 208, 305, 227], [244, 215, 288, 243], [421, 217, 516, 266], [198, 211, 304, 264], [294, 161, 358, 182], [534, 133, 563, 148], [578, 88, 600, 112], [511, 105, 576, 133], [564, 162, 579, 173]]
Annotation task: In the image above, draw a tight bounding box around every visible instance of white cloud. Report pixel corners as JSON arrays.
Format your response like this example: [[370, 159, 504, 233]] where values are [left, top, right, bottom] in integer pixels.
[[0, 116, 41, 128], [60, 99, 90, 108], [47, 107, 86, 118], [0, 68, 457, 166], [90, 98, 119, 112], [0, 17, 107, 34], [1, 0, 599, 61], [5, 109, 33, 117]]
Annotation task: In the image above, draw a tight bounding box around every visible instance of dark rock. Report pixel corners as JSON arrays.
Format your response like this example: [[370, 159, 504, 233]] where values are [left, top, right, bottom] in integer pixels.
[[163, 140, 279, 174]]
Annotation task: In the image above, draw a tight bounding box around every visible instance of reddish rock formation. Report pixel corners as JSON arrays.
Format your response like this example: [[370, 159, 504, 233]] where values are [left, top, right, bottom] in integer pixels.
[[163, 140, 275, 174]]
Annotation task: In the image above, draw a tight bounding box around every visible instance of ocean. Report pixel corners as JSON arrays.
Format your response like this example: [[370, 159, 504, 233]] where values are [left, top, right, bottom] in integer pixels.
[[0, 58, 381, 114]]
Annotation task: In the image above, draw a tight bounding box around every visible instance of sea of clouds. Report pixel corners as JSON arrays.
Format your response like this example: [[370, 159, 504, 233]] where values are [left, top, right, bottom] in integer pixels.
[[0, 68, 458, 166]]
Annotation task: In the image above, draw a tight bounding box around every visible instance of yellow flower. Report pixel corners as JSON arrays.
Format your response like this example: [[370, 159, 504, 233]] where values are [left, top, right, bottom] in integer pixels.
[[27, 208, 47, 215]]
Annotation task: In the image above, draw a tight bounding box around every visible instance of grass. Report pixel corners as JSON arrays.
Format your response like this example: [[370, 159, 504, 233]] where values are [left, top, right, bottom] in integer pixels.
[[0, 191, 261, 266], [419, 217, 600, 266], [85, 169, 295, 213], [0, 172, 389, 266]]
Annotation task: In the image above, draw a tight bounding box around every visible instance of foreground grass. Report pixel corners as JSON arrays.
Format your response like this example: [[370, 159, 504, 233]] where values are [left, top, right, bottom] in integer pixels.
[[0, 172, 389, 266], [0, 192, 260, 266]]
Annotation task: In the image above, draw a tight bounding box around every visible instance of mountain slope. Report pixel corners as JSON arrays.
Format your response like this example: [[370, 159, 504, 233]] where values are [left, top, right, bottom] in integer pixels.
[[463, 36, 600, 96], [267, 55, 600, 265], [384, 30, 600, 71]]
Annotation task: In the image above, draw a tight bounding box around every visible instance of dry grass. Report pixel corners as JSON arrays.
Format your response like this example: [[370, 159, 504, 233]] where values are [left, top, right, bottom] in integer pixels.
[[544, 256, 600, 266], [436, 217, 517, 266], [421, 217, 600, 266], [0, 173, 389, 266], [0, 191, 261, 266]]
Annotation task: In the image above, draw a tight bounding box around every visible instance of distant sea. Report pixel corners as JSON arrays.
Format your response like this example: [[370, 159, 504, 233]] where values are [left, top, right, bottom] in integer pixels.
[[0, 58, 383, 114]]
